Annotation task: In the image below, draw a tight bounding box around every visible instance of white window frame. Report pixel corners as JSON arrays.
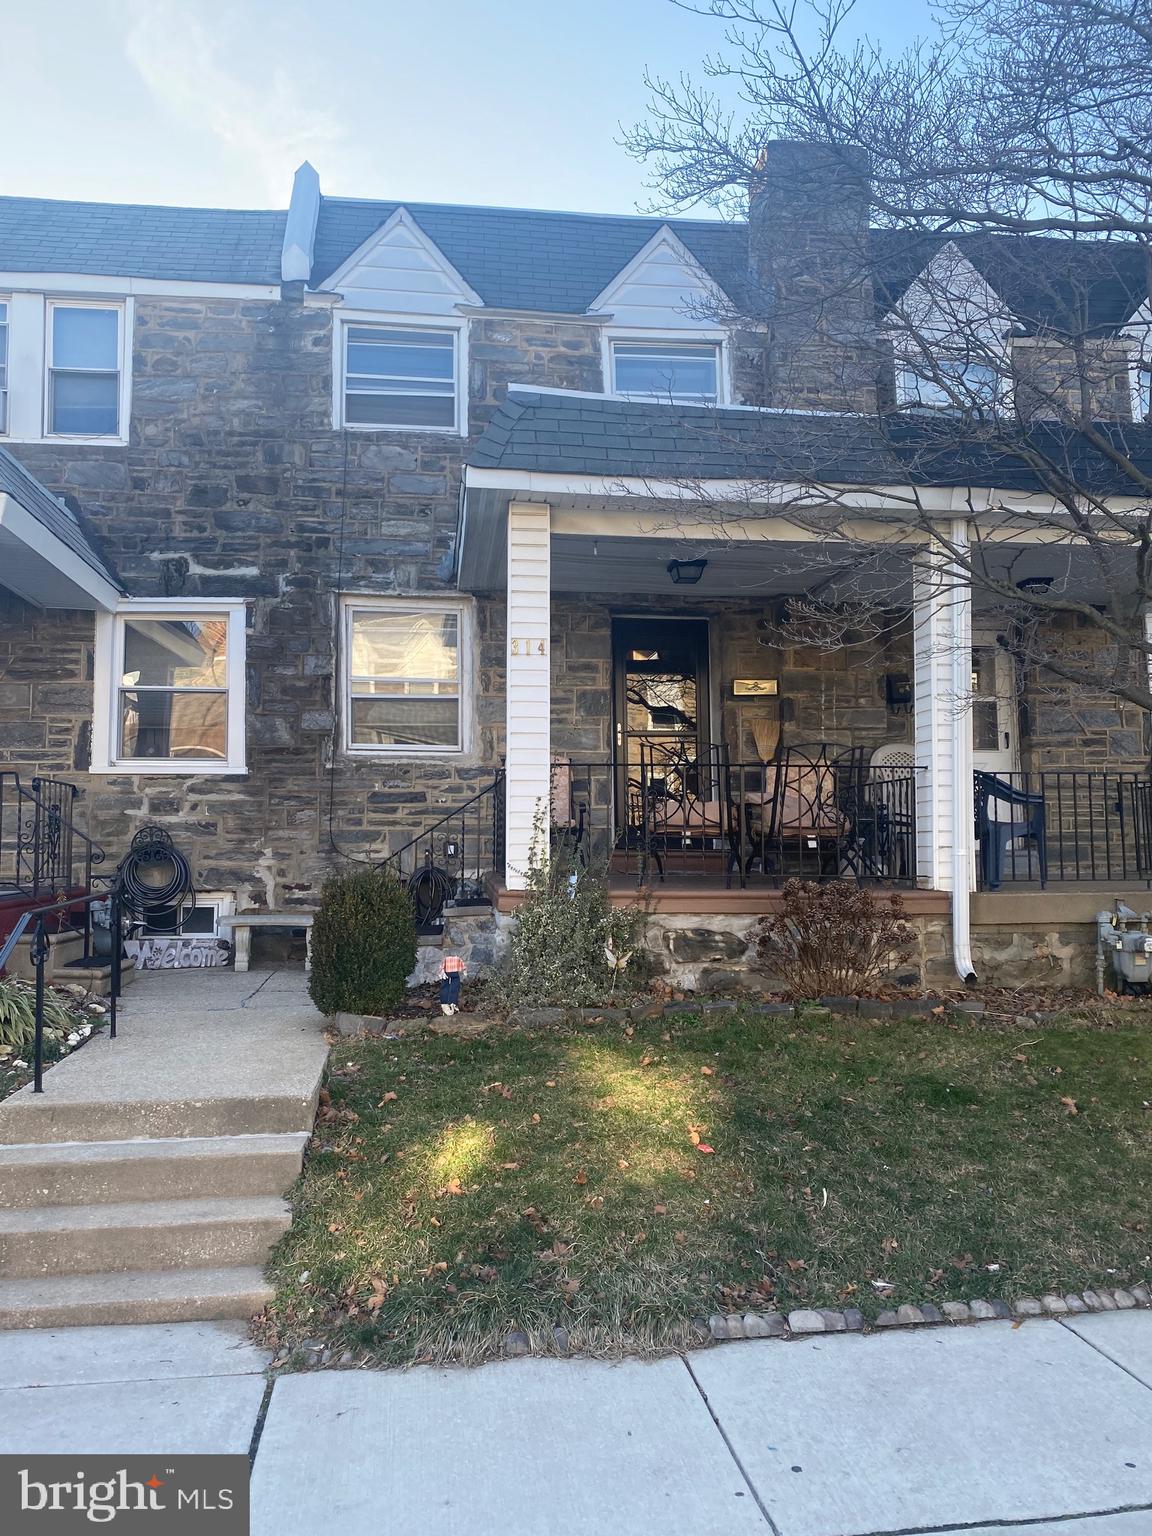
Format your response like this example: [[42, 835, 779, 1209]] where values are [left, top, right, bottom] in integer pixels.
[[91, 599, 248, 776], [340, 594, 473, 757], [895, 351, 1008, 415], [604, 330, 729, 405], [0, 292, 132, 445], [333, 313, 467, 435], [44, 299, 130, 442]]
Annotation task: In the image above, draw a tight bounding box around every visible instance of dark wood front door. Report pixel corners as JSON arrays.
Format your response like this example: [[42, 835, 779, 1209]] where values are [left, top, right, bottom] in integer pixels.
[[611, 616, 710, 836]]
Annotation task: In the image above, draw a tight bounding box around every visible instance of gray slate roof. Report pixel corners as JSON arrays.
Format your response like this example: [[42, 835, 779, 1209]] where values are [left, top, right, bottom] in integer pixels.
[[0, 188, 1144, 334], [0, 197, 285, 285], [469, 388, 1152, 496], [0, 446, 121, 587]]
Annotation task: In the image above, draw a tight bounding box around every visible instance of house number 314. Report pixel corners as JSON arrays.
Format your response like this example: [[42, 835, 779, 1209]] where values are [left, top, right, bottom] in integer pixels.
[[510, 639, 547, 656]]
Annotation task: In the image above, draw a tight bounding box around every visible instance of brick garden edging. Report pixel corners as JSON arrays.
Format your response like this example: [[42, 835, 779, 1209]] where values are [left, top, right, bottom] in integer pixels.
[[702, 1284, 1151, 1345]]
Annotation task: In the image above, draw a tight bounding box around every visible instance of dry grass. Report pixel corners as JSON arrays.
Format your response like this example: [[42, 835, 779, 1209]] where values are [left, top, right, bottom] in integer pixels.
[[261, 1007, 1152, 1366]]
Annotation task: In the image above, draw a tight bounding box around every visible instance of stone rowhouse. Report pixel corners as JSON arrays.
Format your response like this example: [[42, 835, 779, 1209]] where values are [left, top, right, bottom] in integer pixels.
[[0, 148, 1149, 985]]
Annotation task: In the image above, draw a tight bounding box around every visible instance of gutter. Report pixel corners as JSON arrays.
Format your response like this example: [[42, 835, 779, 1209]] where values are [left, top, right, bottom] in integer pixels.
[[949, 515, 978, 984]]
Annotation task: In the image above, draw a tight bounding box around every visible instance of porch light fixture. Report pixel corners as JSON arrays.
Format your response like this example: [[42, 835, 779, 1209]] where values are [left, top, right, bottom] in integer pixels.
[[667, 558, 708, 585]]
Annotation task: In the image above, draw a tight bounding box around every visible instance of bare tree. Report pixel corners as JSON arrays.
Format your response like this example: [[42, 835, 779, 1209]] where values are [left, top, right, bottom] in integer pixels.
[[622, 0, 1152, 732]]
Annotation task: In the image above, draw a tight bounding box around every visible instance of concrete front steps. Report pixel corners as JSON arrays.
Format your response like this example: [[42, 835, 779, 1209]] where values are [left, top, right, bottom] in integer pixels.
[[0, 970, 329, 1329]]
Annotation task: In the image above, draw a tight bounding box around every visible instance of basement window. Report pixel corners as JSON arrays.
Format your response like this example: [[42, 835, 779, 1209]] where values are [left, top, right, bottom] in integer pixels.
[[343, 598, 469, 753], [341, 322, 459, 430], [91, 602, 248, 775]]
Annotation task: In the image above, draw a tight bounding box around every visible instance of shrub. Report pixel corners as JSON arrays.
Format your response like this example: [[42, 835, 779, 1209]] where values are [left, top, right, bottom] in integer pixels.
[[487, 817, 650, 1012], [308, 867, 417, 1017], [755, 879, 916, 998], [0, 977, 85, 1052]]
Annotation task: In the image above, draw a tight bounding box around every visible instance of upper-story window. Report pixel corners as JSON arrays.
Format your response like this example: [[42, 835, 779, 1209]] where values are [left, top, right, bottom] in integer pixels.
[[610, 339, 721, 403], [340, 322, 460, 431], [0, 295, 130, 443], [48, 304, 123, 436], [0, 301, 8, 434], [897, 355, 1002, 413]]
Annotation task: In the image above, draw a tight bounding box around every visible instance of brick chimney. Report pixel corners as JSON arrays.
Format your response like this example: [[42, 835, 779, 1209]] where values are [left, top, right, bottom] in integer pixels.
[[748, 141, 876, 413]]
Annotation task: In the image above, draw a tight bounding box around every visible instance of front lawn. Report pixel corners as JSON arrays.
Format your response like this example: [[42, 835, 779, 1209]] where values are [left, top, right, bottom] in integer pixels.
[[261, 1007, 1152, 1365]]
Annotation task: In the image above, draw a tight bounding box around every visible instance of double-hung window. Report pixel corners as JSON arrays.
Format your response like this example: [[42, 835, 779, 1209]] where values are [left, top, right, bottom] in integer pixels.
[[611, 340, 721, 403], [0, 301, 8, 432], [92, 602, 247, 774], [342, 323, 458, 429], [344, 600, 466, 751], [48, 303, 122, 436]]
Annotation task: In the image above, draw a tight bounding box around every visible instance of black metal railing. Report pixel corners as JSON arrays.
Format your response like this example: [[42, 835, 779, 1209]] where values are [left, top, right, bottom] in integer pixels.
[[975, 769, 1152, 888], [0, 771, 106, 959], [377, 770, 505, 931], [0, 885, 124, 1093], [554, 750, 920, 889]]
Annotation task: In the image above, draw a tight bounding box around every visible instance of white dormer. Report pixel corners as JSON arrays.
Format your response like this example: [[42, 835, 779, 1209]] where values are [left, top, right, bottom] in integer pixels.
[[324, 208, 482, 315], [587, 225, 724, 330], [591, 227, 731, 403], [885, 242, 1015, 413]]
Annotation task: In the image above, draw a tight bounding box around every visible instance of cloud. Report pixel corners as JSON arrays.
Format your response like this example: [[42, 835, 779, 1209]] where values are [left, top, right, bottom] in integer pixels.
[[121, 0, 350, 202]]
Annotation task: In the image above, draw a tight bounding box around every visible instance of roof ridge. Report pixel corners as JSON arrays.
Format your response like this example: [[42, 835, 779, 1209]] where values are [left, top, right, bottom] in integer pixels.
[[0, 193, 286, 218]]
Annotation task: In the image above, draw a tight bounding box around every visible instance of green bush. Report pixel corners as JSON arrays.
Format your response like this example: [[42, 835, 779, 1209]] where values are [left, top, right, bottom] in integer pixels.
[[487, 815, 650, 1012], [308, 867, 418, 1017], [0, 977, 85, 1053]]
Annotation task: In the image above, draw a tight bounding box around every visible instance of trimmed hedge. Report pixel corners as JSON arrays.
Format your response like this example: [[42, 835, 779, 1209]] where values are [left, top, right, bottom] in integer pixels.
[[308, 868, 417, 1016]]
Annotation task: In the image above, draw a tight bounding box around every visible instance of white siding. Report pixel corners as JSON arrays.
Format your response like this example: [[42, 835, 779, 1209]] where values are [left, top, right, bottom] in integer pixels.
[[328, 210, 478, 315], [589, 229, 719, 330], [504, 501, 552, 889], [912, 539, 973, 892]]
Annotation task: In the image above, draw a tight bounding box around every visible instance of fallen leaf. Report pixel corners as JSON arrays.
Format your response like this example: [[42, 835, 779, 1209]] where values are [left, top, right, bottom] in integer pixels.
[[500, 1161, 521, 1171], [653, 1203, 668, 1216], [785, 1258, 807, 1273], [700, 1065, 715, 1076], [618, 1158, 629, 1169], [1060, 1095, 1079, 1115], [531, 1113, 541, 1124], [379, 1091, 398, 1104], [574, 1169, 588, 1186], [696, 1143, 715, 1155]]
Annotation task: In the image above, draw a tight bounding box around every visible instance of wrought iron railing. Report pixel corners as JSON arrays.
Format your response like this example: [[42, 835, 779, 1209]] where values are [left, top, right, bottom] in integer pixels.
[[0, 772, 106, 958], [377, 770, 505, 931], [554, 750, 920, 889], [975, 769, 1152, 889]]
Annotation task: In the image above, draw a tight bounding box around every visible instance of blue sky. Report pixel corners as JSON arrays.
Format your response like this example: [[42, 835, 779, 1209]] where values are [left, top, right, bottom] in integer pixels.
[[6, 0, 934, 214]]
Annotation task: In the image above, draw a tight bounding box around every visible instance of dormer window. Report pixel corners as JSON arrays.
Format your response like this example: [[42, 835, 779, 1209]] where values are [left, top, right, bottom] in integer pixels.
[[897, 356, 1002, 413], [610, 340, 721, 404]]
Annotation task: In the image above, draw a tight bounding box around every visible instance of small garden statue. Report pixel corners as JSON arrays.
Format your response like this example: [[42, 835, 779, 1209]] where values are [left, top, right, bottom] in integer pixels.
[[439, 953, 466, 1015]]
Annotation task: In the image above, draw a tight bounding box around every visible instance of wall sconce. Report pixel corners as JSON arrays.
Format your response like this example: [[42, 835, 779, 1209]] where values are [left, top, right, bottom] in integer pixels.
[[885, 672, 914, 714], [667, 558, 708, 585]]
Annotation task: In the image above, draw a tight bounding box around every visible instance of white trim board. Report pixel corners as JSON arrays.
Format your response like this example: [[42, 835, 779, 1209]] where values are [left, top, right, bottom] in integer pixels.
[[587, 226, 728, 329], [0, 273, 280, 300]]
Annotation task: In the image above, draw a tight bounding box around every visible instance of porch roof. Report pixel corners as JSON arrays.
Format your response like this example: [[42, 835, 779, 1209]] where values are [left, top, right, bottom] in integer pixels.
[[0, 446, 124, 610], [469, 386, 1152, 490]]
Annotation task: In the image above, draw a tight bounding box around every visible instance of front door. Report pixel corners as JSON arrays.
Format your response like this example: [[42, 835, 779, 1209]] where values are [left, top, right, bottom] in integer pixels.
[[611, 617, 711, 835], [971, 642, 1018, 776]]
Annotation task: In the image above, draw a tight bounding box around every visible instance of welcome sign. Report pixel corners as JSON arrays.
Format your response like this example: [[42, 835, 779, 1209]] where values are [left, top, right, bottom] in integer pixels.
[[125, 938, 232, 970]]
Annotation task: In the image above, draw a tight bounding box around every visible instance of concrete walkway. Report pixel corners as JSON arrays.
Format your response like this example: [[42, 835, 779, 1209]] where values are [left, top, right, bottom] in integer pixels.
[[4, 1312, 1152, 1534], [0, 968, 329, 1326]]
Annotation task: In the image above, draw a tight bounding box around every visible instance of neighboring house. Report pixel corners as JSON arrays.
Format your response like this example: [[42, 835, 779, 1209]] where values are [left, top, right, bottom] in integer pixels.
[[0, 146, 1149, 989]]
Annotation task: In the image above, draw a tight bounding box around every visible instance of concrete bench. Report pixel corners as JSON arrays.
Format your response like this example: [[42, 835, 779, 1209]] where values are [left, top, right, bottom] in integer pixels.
[[216, 912, 314, 973]]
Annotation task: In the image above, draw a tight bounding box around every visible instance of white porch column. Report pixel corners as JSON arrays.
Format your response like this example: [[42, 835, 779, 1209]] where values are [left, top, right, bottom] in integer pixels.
[[913, 517, 977, 981], [504, 500, 552, 890]]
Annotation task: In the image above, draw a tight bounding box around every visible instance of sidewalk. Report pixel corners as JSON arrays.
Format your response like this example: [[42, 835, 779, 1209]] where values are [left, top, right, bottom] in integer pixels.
[[3, 1312, 1152, 1534]]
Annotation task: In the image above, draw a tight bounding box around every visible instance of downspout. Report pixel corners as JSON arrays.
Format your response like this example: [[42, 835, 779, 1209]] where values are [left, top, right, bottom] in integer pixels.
[[949, 515, 978, 984]]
